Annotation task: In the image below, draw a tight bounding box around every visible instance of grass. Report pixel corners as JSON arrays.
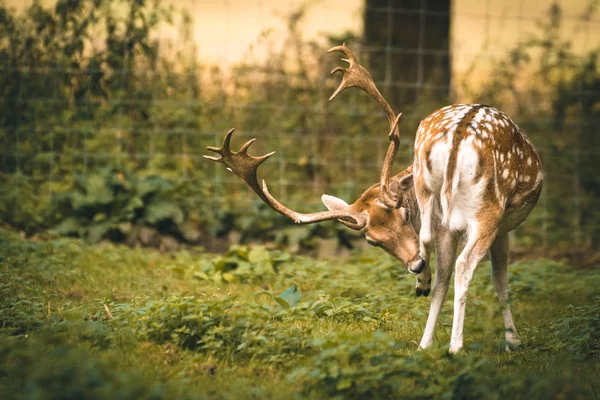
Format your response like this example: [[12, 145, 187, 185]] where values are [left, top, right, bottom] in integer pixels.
[[0, 227, 598, 399]]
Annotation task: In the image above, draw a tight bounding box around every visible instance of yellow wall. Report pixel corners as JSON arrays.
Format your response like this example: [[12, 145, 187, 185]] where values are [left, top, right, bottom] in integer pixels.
[[6, 0, 599, 84], [452, 0, 599, 84]]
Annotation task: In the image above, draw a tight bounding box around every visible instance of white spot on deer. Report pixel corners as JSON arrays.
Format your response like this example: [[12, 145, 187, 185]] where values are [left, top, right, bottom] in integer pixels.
[[523, 175, 531, 182], [510, 179, 516, 189], [473, 108, 486, 124], [502, 169, 509, 179], [527, 157, 532, 166], [534, 170, 543, 186], [500, 153, 504, 162], [491, 154, 503, 206]]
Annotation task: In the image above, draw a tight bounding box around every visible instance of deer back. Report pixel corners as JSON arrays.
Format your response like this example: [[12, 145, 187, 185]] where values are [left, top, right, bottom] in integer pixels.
[[413, 104, 543, 232]]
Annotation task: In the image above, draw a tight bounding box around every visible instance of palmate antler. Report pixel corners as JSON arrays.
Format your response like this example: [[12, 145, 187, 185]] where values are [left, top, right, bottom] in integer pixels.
[[328, 43, 403, 208], [204, 128, 367, 230]]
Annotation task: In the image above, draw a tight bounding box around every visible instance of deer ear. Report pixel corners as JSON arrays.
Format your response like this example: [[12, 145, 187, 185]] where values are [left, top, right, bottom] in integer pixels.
[[321, 194, 349, 211], [398, 173, 414, 192]]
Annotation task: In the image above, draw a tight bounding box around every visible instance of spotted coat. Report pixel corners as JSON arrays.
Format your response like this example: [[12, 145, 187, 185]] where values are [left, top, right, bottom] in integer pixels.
[[413, 104, 543, 234]]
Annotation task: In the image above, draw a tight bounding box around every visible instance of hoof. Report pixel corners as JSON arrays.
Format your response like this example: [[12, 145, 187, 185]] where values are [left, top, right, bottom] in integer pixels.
[[505, 339, 522, 352], [415, 277, 431, 298]]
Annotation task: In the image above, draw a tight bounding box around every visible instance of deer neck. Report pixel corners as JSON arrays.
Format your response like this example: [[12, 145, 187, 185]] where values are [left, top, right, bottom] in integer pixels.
[[400, 184, 421, 234]]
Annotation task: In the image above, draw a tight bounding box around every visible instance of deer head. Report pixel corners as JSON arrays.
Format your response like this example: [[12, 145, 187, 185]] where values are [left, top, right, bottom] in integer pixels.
[[205, 44, 424, 274]]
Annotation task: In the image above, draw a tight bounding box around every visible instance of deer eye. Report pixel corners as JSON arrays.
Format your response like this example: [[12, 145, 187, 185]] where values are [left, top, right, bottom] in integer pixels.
[[366, 239, 379, 247]]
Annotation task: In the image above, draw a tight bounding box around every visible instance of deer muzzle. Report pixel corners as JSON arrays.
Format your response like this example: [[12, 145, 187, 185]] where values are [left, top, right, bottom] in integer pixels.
[[407, 256, 427, 275]]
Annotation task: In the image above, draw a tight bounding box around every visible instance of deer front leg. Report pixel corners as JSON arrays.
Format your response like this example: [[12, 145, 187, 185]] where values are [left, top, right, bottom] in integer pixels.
[[416, 195, 435, 297], [449, 225, 499, 353], [419, 226, 458, 349], [490, 233, 520, 350], [415, 266, 432, 297]]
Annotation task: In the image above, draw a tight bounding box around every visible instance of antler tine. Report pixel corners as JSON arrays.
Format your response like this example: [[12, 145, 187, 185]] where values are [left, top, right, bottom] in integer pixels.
[[327, 43, 397, 135], [328, 44, 403, 209], [205, 129, 367, 229]]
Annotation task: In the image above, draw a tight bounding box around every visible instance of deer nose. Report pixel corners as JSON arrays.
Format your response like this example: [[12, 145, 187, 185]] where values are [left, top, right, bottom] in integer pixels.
[[408, 257, 426, 275]]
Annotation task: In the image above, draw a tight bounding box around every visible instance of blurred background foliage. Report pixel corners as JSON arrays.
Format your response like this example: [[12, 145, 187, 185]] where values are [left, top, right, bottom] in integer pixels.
[[0, 0, 598, 258]]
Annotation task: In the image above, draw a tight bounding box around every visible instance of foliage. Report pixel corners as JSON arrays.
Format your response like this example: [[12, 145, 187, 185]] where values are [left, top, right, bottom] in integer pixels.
[[193, 244, 288, 283], [0, 172, 51, 234], [0, 229, 599, 398], [109, 292, 311, 367], [542, 297, 600, 359], [0, 335, 194, 400], [50, 167, 185, 244], [290, 333, 599, 400], [289, 334, 507, 399]]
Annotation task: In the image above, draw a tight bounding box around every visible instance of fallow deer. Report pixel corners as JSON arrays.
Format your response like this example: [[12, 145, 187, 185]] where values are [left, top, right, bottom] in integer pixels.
[[205, 44, 543, 353]]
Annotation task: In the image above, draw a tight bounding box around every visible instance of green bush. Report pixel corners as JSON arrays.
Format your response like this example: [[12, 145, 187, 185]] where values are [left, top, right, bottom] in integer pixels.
[[110, 293, 311, 367], [0, 335, 193, 400], [542, 297, 600, 359], [0, 172, 51, 234], [288, 334, 502, 399], [289, 333, 598, 400], [50, 167, 185, 244]]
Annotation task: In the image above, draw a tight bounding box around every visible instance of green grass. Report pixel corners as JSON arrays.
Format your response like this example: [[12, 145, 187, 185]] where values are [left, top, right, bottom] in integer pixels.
[[0, 228, 598, 399]]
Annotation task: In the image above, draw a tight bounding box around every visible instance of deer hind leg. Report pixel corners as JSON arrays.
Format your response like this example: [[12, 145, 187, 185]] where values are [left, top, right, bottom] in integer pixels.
[[449, 224, 499, 353], [419, 225, 458, 349], [490, 232, 520, 350]]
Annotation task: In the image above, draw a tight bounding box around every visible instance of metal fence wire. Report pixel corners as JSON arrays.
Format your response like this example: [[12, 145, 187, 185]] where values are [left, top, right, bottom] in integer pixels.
[[1, 0, 599, 251]]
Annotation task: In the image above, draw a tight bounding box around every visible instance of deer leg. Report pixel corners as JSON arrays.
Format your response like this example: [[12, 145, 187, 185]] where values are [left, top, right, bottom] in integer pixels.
[[419, 226, 458, 349], [416, 196, 435, 297], [490, 232, 520, 350], [415, 265, 432, 297], [449, 225, 499, 353]]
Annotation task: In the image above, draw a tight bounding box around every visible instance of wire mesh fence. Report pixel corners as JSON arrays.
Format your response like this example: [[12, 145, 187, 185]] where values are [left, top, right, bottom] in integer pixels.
[[1, 0, 599, 252]]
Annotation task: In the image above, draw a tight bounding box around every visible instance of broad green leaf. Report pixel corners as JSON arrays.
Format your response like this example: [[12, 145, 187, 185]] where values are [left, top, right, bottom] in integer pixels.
[[222, 272, 236, 282], [253, 290, 276, 308], [144, 200, 184, 225], [53, 217, 80, 235], [276, 284, 301, 310], [87, 222, 111, 243], [193, 271, 209, 280], [168, 265, 185, 276], [137, 176, 173, 198], [248, 246, 270, 265]]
